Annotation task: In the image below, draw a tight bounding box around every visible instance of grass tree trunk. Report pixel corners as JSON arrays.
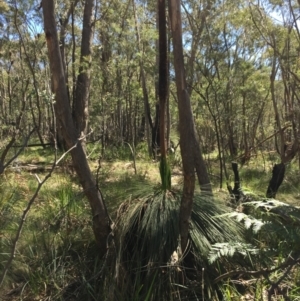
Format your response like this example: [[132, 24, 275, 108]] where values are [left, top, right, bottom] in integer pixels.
[[168, 0, 212, 252], [158, 0, 171, 190], [42, 0, 111, 257]]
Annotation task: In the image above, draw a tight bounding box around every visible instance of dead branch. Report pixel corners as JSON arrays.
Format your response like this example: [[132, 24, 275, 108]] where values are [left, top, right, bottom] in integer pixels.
[[214, 253, 300, 284]]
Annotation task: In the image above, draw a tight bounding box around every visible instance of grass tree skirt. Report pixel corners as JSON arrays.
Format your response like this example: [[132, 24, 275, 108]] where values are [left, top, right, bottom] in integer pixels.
[[109, 185, 245, 300]]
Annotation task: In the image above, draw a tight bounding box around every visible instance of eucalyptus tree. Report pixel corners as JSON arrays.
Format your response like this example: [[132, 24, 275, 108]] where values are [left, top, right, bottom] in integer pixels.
[[181, 0, 212, 97], [180, 0, 272, 188], [249, 0, 300, 197], [169, 0, 212, 252], [13, 3, 51, 147], [42, 0, 111, 256], [72, 0, 94, 139], [132, 0, 152, 155]]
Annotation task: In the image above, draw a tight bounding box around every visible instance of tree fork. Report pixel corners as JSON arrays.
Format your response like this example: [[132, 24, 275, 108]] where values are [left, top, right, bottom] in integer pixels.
[[42, 0, 111, 257]]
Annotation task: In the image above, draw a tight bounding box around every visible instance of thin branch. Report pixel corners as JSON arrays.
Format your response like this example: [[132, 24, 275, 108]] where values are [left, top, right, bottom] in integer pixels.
[[2, 128, 36, 171], [233, 126, 290, 161], [214, 254, 300, 284], [0, 138, 85, 288]]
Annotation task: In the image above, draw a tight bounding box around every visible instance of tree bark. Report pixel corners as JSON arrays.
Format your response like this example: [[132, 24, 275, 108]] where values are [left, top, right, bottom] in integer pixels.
[[158, 0, 168, 160], [266, 163, 285, 199], [169, 0, 211, 252], [132, 0, 153, 156], [73, 0, 94, 137], [42, 0, 111, 257], [227, 162, 242, 202], [152, 103, 160, 158]]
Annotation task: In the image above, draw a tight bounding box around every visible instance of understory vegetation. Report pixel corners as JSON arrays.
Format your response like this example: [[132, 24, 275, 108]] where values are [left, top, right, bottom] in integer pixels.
[[1, 0, 300, 300], [1, 144, 300, 301]]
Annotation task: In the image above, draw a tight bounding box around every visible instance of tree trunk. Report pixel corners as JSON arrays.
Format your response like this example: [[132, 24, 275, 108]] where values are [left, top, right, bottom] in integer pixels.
[[42, 0, 111, 257], [132, 0, 153, 156], [157, 0, 171, 190], [158, 0, 168, 160], [152, 103, 160, 158], [169, 0, 211, 252], [265, 36, 299, 198], [227, 162, 242, 202], [73, 0, 94, 138], [266, 163, 285, 198]]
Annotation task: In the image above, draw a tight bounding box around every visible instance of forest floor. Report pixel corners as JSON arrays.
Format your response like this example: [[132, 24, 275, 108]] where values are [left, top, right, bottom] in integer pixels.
[[1, 146, 300, 300]]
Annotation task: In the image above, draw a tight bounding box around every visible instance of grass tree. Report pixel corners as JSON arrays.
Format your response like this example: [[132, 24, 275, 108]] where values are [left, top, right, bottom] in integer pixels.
[[110, 0, 175, 297], [108, 0, 244, 300]]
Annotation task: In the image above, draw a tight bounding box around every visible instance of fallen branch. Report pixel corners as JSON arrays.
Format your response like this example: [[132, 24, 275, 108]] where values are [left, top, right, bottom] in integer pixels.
[[214, 253, 300, 284]]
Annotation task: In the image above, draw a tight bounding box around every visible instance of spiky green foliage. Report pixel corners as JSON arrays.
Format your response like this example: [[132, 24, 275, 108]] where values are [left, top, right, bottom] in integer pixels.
[[113, 186, 180, 300], [111, 187, 245, 300], [188, 194, 246, 299], [190, 194, 245, 255]]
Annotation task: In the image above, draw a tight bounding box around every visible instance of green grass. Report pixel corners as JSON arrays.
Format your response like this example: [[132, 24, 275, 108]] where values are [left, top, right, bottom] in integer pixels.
[[18, 146, 58, 164], [222, 158, 300, 205], [1, 147, 300, 300], [0, 146, 161, 300]]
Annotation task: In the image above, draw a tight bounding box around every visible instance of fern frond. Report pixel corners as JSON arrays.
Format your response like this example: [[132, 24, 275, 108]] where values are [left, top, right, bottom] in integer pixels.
[[243, 199, 300, 226], [209, 242, 259, 263], [221, 212, 265, 233], [230, 199, 300, 254], [243, 199, 289, 211]]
